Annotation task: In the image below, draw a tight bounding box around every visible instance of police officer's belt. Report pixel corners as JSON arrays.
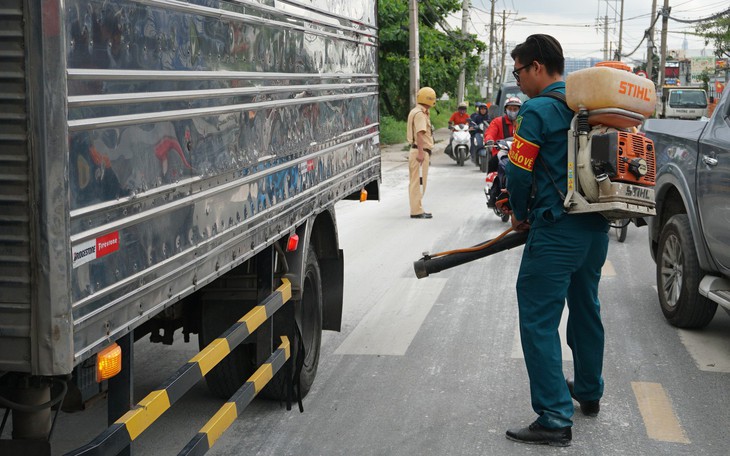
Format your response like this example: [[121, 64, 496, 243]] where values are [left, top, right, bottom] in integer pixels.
[[410, 145, 432, 155]]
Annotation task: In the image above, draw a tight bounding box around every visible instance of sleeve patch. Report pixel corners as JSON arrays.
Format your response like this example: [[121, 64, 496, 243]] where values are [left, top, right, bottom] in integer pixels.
[[508, 133, 540, 172]]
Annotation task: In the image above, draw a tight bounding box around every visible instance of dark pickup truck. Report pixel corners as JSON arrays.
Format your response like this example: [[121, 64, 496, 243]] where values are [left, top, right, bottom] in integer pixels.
[[643, 88, 730, 328]]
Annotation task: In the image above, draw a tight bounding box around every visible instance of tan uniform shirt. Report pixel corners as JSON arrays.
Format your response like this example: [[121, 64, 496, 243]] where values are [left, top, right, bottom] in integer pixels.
[[406, 105, 434, 149]]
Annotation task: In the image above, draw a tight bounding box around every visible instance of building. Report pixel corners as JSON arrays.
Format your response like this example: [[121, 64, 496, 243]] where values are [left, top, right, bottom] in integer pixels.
[[564, 57, 604, 76]]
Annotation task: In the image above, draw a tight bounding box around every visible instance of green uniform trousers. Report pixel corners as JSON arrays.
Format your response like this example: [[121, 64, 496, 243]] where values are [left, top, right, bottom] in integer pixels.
[[516, 222, 609, 429]]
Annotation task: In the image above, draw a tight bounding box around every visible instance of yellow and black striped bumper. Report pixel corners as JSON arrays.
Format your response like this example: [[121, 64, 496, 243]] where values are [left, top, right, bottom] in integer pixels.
[[66, 279, 292, 456]]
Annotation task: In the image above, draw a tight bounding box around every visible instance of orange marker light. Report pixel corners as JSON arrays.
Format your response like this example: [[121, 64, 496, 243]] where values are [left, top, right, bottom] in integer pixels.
[[360, 189, 368, 202], [96, 343, 122, 382], [286, 233, 299, 252]]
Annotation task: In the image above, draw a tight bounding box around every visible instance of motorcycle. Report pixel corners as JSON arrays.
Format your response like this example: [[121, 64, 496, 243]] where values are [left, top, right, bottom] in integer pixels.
[[448, 124, 471, 166], [469, 120, 489, 172], [609, 218, 629, 242], [484, 138, 513, 222]]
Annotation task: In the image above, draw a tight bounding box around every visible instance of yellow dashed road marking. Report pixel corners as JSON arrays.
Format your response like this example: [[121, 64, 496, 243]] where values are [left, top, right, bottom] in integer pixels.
[[602, 260, 616, 277], [631, 382, 690, 444]]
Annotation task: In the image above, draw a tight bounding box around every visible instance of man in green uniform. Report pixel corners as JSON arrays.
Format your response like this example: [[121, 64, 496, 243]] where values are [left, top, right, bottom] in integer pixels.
[[503, 34, 609, 447]]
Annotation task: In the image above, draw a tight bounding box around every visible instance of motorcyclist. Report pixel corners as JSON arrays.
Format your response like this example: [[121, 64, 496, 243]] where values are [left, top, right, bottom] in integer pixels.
[[469, 102, 490, 128], [446, 102, 470, 158], [485, 97, 522, 206], [448, 102, 470, 128], [469, 102, 491, 164]]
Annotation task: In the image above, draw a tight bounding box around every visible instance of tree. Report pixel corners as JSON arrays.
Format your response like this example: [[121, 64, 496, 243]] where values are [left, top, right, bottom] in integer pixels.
[[378, 0, 486, 119], [696, 12, 730, 58]]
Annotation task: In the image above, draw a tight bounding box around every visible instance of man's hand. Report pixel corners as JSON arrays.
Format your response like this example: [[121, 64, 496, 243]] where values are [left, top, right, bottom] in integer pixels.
[[510, 214, 530, 232], [416, 152, 425, 163]]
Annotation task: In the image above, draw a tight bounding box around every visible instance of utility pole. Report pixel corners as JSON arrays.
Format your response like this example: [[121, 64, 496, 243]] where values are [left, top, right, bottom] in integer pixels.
[[647, 0, 657, 82], [616, 0, 624, 60], [500, 10, 506, 86], [603, 15, 608, 60], [485, 0, 495, 101], [409, 0, 420, 107], [457, 0, 469, 103], [658, 0, 670, 90]]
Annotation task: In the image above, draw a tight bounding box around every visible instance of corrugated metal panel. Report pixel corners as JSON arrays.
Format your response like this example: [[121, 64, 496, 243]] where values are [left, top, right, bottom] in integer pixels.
[[0, 0, 32, 372], [63, 0, 380, 364]]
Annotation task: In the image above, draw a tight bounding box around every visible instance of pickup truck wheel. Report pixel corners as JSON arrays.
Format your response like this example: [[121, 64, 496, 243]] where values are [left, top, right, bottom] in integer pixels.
[[263, 247, 323, 400], [656, 214, 717, 328]]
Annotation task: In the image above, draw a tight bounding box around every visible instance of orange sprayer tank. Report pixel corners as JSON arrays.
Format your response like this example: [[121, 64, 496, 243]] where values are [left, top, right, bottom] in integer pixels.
[[566, 66, 656, 118]]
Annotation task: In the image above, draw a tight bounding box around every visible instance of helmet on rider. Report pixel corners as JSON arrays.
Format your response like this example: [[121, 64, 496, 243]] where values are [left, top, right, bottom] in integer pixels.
[[457, 101, 468, 111], [504, 97, 522, 121], [417, 87, 437, 107], [477, 102, 488, 112]]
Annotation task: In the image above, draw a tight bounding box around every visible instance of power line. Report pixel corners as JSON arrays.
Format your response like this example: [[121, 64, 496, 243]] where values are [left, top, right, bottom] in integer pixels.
[[667, 6, 730, 24], [620, 11, 662, 58]]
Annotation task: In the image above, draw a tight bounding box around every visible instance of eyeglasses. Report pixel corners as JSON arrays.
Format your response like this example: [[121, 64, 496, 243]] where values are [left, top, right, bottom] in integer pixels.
[[512, 62, 532, 82]]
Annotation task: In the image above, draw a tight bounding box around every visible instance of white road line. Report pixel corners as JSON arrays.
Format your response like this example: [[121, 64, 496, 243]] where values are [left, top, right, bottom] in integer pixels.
[[652, 286, 730, 373], [678, 310, 730, 373], [631, 382, 690, 444], [334, 278, 447, 356], [511, 309, 573, 361]]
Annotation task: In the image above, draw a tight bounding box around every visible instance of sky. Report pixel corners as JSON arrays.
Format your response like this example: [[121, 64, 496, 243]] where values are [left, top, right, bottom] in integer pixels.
[[451, 0, 727, 62]]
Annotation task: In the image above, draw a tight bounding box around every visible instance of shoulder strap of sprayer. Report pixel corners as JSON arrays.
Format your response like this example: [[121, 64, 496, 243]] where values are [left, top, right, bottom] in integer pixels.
[[529, 91, 573, 203]]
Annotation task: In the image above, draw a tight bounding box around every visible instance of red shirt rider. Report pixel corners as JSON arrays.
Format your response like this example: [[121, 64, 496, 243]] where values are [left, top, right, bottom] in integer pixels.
[[485, 97, 522, 156], [449, 102, 470, 127]]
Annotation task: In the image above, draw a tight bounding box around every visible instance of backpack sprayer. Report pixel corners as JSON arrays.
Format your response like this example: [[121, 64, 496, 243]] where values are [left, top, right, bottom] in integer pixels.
[[414, 62, 657, 278]]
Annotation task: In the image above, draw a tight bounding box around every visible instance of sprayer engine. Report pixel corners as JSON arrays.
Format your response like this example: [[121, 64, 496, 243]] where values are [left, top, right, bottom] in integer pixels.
[[564, 111, 657, 220], [564, 63, 658, 220], [589, 129, 655, 185]]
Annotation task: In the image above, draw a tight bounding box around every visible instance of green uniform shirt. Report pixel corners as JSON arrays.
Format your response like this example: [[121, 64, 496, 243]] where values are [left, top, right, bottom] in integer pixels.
[[506, 81, 607, 231]]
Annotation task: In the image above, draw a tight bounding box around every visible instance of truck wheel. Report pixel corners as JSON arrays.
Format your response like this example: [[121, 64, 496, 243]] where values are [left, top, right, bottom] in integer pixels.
[[264, 247, 323, 400], [199, 299, 257, 399], [656, 214, 717, 328]]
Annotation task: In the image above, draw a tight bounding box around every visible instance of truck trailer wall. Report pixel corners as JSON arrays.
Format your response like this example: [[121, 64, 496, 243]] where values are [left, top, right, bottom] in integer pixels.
[[0, 0, 380, 375]]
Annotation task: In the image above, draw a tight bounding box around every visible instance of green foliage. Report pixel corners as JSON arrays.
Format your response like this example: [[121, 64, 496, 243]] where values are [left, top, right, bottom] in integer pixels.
[[699, 69, 712, 92], [379, 115, 407, 145], [378, 0, 486, 120], [379, 98, 457, 145], [696, 13, 730, 58], [431, 99, 458, 129]]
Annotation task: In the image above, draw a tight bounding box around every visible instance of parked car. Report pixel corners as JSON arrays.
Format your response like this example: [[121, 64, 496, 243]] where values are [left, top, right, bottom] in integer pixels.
[[643, 89, 730, 328]]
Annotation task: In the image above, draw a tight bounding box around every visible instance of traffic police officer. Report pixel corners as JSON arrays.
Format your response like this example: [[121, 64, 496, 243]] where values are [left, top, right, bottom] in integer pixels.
[[407, 87, 436, 219], [502, 34, 609, 447]]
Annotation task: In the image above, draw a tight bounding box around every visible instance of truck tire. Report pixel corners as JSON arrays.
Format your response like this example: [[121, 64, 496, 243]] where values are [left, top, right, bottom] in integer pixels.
[[199, 299, 257, 399], [656, 214, 717, 328], [264, 247, 323, 400]]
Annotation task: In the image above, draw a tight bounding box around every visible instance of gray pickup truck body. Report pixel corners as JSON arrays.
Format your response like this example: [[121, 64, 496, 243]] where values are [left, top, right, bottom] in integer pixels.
[[643, 88, 730, 325]]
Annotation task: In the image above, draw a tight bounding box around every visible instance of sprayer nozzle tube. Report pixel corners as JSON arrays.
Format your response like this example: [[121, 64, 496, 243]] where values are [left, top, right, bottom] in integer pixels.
[[413, 231, 530, 278]]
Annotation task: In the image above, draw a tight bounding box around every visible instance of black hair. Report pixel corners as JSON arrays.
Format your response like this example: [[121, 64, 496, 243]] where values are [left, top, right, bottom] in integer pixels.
[[511, 34, 564, 76]]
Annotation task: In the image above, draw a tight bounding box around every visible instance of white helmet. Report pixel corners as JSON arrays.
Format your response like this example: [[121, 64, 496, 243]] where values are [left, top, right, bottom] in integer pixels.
[[504, 97, 522, 108], [504, 97, 522, 121]]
